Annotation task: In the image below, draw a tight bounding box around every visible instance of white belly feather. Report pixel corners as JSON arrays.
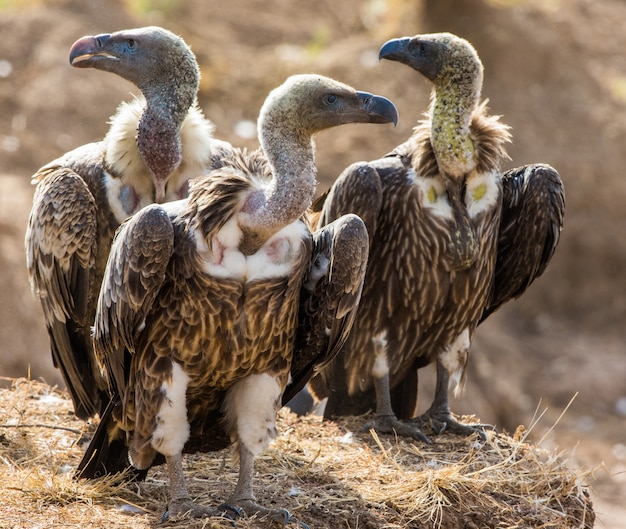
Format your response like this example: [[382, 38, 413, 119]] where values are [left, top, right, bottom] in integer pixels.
[[195, 216, 308, 281]]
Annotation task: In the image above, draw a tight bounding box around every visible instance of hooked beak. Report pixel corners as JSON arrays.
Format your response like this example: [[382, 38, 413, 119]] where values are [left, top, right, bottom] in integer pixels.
[[378, 37, 412, 63], [69, 33, 118, 67], [354, 91, 399, 127]]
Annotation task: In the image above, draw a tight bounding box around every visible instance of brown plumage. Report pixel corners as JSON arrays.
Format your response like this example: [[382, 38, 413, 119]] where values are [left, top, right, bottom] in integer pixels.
[[25, 26, 231, 420], [76, 74, 396, 522], [309, 33, 564, 442]]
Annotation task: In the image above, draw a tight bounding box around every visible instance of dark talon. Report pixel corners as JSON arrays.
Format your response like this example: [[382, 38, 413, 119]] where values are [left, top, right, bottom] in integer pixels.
[[414, 409, 492, 441], [217, 503, 245, 520], [228, 498, 298, 526], [161, 510, 170, 523], [475, 428, 488, 442], [363, 414, 431, 444], [276, 508, 290, 526], [283, 510, 311, 528]]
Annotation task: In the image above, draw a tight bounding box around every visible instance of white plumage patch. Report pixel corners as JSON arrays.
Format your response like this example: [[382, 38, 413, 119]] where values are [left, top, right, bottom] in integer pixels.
[[247, 221, 308, 281], [371, 331, 390, 378], [196, 218, 308, 282], [158, 198, 187, 217], [413, 170, 453, 220], [104, 171, 153, 223], [151, 361, 191, 456], [439, 328, 470, 398], [405, 167, 419, 185], [179, 104, 217, 169], [222, 373, 281, 456], [195, 216, 245, 279], [465, 169, 500, 218], [103, 97, 221, 222]]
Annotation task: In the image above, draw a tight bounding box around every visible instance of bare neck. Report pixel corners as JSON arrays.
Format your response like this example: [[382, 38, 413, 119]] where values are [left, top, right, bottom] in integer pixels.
[[136, 83, 194, 200], [240, 118, 317, 235], [430, 74, 481, 178]]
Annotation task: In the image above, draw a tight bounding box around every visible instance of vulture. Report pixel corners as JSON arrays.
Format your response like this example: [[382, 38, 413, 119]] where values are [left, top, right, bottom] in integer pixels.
[[77, 74, 397, 522], [308, 33, 565, 442], [25, 26, 231, 420]]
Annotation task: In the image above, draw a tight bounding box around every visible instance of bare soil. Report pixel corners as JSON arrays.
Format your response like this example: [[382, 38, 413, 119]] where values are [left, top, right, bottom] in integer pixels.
[[1, 0, 625, 527]]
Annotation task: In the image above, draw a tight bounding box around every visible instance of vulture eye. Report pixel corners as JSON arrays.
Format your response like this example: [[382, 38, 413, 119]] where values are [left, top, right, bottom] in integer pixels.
[[127, 38, 137, 50], [324, 94, 338, 106]]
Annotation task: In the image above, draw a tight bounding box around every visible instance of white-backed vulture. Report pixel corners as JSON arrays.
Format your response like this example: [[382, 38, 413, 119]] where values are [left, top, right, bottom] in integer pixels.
[[309, 33, 565, 442], [25, 26, 231, 420], [76, 74, 397, 522]]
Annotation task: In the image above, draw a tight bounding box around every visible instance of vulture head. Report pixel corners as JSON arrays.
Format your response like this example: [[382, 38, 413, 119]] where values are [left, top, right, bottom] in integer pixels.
[[258, 74, 398, 146], [379, 32, 483, 107], [69, 26, 200, 203], [240, 74, 398, 240]]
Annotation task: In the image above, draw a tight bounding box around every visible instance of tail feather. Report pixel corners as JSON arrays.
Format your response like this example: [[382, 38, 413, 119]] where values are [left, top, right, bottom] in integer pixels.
[[75, 399, 149, 481]]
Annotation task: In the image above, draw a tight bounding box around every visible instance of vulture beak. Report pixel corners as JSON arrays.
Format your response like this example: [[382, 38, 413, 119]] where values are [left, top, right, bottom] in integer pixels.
[[69, 33, 117, 67], [354, 91, 399, 127], [379, 36, 442, 81], [378, 37, 411, 63]]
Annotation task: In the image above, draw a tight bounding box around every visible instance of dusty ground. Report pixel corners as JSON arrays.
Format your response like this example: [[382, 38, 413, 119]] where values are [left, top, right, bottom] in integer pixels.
[[0, 378, 594, 529], [0, 0, 625, 527]]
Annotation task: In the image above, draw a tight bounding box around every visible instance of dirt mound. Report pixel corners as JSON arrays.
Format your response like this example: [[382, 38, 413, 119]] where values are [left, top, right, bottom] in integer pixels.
[[0, 378, 594, 529]]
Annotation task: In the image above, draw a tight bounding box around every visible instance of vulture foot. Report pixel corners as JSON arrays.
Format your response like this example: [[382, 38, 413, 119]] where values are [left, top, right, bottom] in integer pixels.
[[230, 498, 309, 527], [414, 409, 492, 441], [162, 498, 242, 522], [363, 414, 430, 444]]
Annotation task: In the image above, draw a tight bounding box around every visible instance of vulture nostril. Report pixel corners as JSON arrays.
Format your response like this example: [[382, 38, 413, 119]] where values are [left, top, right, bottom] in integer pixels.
[[94, 34, 110, 48]]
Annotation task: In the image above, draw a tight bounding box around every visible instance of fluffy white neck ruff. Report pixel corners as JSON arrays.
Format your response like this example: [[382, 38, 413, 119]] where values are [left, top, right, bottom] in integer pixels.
[[103, 97, 217, 222]]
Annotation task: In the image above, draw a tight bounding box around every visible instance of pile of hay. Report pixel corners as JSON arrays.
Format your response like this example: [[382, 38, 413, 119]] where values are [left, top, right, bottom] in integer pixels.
[[0, 378, 594, 528]]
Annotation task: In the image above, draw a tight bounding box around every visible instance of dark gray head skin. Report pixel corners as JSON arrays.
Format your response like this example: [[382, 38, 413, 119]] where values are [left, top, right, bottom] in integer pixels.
[[379, 32, 483, 91], [69, 27, 200, 202]]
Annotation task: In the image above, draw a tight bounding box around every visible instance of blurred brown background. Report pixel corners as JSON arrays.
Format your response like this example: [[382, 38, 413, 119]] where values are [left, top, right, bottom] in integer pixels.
[[0, 0, 624, 526]]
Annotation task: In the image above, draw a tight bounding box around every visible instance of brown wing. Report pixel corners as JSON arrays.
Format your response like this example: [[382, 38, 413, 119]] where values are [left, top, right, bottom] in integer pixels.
[[316, 161, 384, 241], [308, 158, 416, 414], [282, 213, 369, 405], [25, 167, 103, 419], [94, 204, 175, 400], [480, 163, 565, 322], [77, 205, 175, 480], [26, 140, 114, 420]]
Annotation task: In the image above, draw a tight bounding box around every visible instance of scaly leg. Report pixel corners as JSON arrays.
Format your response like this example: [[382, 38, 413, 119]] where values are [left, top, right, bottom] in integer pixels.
[[223, 374, 310, 527], [164, 453, 240, 520], [363, 368, 430, 443], [227, 444, 293, 524], [415, 359, 491, 440]]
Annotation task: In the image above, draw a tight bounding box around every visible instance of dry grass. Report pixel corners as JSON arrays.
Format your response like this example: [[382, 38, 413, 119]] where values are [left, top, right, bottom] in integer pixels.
[[0, 378, 594, 529]]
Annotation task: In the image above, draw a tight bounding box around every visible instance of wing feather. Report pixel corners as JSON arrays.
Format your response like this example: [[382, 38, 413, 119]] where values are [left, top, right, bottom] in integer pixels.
[[94, 204, 175, 398], [25, 168, 101, 419], [316, 161, 383, 243], [481, 163, 565, 322], [283, 213, 368, 405]]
